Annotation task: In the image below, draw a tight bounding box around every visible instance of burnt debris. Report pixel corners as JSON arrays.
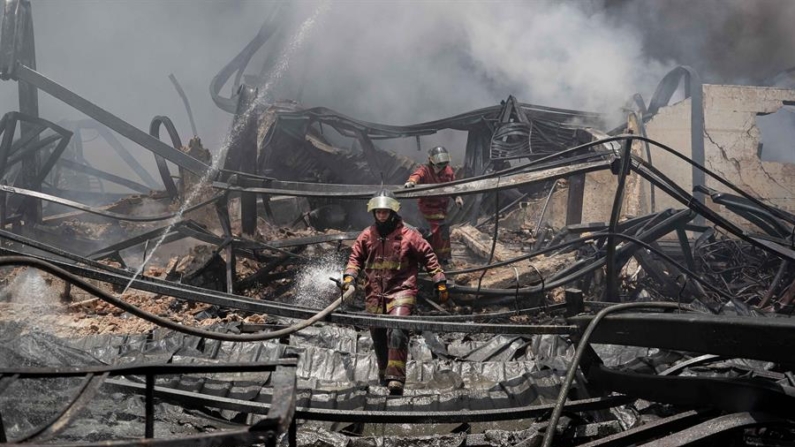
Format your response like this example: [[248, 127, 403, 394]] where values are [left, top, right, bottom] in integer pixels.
[[1, 1, 795, 446]]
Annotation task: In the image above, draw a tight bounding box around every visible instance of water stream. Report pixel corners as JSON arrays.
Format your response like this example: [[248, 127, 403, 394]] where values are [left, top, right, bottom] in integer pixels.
[[120, 2, 329, 298]]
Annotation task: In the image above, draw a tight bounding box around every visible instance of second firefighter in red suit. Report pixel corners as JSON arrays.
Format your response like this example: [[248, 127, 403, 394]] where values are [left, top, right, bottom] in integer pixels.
[[404, 146, 463, 265], [342, 189, 448, 396]]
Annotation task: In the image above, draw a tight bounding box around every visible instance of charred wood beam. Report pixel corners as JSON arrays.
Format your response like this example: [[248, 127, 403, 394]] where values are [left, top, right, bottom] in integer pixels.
[[570, 312, 795, 365], [235, 246, 303, 290], [0, 359, 297, 446], [566, 172, 585, 225]]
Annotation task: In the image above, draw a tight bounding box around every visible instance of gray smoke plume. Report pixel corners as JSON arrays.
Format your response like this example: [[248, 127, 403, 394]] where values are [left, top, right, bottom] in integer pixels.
[[0, 0, 791, 164], [601, 0, 795, 85]]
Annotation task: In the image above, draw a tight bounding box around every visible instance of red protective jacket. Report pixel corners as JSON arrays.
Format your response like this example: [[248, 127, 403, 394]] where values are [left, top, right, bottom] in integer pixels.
[[407, 164, 456, 220], [345, 219, 446, 309]]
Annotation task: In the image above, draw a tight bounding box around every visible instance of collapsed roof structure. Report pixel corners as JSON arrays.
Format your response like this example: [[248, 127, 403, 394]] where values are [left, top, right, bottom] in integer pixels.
[[2, 0, 795, 446]]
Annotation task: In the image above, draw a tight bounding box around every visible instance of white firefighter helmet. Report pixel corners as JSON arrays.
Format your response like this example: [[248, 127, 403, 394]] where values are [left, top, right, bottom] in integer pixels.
[[366, 189, 401, 213], [428, 146, 451, 166]]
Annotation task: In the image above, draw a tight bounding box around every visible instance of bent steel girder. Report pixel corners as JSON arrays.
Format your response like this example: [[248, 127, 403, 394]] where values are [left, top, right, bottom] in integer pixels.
[[11, 372, 109, 443], [209, 5, 284, 113], [215, 158, 611, 199], [9, 65, 209, 176], [239, 132, 610, 195], [638, 412, 792, 447], [54, 157, 150, 194], [0, 112, 70, 181], [571, 311, 795, 365], [0, 360, 297, 447], [696, 184, 792, 237], [587, 363, 795, 418], [490, 95, 533, 161], [0, 183, 221, 222], [168, 73, 198, 137], [0, 245, 577, 336], [0, 112, 72, 221], [149, 115, 182, 198], [261, 102, 598, 141], [224, 85, 259, 235], [106, 377, 632, 424], [60, 119, 159, 190], [577, 410, 715, 447], [632, 157, 795, 261]]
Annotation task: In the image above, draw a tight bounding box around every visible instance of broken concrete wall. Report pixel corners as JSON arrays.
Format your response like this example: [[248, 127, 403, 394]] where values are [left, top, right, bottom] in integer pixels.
[[645, 85, 795, 225], [580, 133, 650, 225]]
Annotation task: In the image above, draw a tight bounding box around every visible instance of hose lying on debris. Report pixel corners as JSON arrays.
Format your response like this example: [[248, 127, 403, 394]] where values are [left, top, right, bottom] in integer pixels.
[[0, 255, 350, 342], [541, 302, 685, 447]]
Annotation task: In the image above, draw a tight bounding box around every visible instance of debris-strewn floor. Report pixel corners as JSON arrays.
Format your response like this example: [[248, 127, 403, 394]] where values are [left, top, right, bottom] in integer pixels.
[[2, 5, 795, 441]]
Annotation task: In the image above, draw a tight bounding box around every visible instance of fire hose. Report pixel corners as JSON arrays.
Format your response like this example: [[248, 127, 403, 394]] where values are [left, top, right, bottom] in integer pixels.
[[0, 255, 351, 342]]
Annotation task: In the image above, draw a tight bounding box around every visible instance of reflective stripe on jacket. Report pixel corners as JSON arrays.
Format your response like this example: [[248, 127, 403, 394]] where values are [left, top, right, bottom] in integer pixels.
[[345, 219, 446, 299], [407, 164, 456, 218]]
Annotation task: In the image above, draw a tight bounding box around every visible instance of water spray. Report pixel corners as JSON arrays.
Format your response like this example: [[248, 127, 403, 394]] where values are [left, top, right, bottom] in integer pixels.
[[119, 3, 329, 299]]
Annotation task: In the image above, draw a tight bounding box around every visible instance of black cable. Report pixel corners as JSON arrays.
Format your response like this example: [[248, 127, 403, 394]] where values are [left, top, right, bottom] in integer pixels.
[[442, 232, 736, 308], [0, 255, 346, 342], [541, 302, 685, 447]]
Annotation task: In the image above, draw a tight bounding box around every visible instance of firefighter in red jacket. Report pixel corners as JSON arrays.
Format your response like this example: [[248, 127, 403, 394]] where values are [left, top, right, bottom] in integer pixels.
[[404, 146, 463, 265], [342, 189, 448, 395]]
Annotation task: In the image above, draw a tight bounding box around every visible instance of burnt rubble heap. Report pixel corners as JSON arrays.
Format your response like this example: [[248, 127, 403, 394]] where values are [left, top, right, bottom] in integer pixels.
[[2, 1, 795, 446]]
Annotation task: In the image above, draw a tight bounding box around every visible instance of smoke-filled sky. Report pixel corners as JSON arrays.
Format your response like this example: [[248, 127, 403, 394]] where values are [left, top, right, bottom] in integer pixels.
[[0, 0, 793, 167]]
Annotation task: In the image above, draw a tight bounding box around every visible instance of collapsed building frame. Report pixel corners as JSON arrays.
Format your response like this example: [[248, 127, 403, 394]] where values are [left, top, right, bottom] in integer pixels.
[[2, 1, 795, 445]]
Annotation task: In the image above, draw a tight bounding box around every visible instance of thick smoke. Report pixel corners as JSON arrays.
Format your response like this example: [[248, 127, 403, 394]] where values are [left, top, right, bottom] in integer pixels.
[[601, 0, 795, 85], [0, 0, 792, 167]]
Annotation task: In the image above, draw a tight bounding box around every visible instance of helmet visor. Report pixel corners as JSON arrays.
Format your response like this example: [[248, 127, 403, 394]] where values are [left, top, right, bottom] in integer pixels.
[[429, 151, 451, 166], [367, 195, 401, 213]]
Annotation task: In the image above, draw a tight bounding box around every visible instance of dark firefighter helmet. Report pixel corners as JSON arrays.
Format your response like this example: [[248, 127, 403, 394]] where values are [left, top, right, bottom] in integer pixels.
[[366, 189, 401, 213], [428, 146, 451, 166]]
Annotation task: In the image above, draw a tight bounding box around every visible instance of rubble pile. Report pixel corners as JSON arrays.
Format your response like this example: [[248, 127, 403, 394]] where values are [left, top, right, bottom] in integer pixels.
[[1, 1, 795, 445]]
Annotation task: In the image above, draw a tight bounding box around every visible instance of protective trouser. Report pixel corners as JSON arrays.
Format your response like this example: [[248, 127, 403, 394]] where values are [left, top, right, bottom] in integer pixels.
[[367, 295, 414, 384], [425, 218, 451, 263]]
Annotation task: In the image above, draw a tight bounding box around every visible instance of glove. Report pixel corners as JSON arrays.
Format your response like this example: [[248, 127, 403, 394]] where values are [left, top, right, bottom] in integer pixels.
[[435, 281, 449, 304], [404, 181, 416, 188], [341, 275, 356, 304], [455, 196, 464, 207]]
